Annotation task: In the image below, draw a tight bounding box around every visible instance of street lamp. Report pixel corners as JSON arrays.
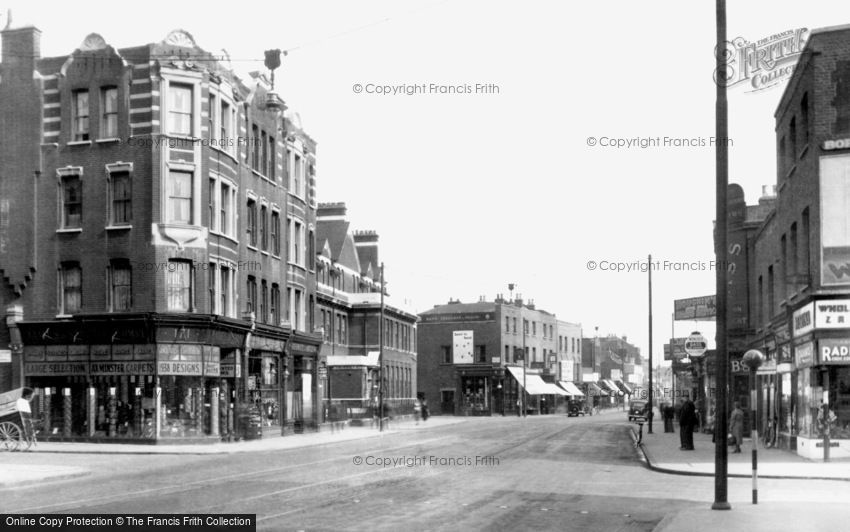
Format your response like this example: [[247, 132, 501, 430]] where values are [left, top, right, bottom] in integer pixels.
[[742, 349, 765, 505]]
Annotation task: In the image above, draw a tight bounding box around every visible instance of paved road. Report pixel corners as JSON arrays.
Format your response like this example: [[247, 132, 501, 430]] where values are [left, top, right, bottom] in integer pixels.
[[3, 412, 850, 531]]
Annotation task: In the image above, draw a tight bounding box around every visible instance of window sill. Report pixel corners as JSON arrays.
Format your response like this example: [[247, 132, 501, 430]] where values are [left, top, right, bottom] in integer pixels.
[[209, 230, 239, 245], [246, 245, 259, 252], [67, 140, 92, 146], [106, 224, 132, 231], [96, 138, 121, 144], [56, 227, 82, 234], [260, 250, 270, 257]]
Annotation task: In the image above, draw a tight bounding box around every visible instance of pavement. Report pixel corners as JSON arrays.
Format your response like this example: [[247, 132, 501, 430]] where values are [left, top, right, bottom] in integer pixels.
[[634, 422, 850, 480], [0, 416, 464, 487]]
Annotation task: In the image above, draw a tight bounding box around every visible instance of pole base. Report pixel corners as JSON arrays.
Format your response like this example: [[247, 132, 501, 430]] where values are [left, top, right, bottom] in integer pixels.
[[711, 501, 732, 510]]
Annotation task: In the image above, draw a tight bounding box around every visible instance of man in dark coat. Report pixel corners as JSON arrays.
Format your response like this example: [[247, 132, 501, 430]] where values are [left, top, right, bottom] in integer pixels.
[[679, 398, 697, 450], [663, 403, 675, 433]]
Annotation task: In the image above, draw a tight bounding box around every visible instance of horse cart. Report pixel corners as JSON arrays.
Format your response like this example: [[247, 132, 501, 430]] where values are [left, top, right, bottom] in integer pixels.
[[0, 388, 35, 451]]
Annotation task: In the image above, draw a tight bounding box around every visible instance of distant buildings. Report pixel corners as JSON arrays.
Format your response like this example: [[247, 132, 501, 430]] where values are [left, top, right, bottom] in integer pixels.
[[416, 296, 583, 416], [581, 335, 639, 406]]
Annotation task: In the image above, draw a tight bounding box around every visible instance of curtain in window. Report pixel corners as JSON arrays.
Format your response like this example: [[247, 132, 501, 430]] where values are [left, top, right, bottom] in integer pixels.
[[63, 266, 82, 312]]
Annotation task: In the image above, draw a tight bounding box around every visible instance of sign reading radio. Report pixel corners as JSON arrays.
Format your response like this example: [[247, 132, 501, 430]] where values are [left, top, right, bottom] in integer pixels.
[[820, 339, 850, 364]]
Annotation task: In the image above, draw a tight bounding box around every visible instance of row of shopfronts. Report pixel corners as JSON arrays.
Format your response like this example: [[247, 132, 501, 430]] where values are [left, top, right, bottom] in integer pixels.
[[444, 364, 632, 416], [9, 315, 323, 442]]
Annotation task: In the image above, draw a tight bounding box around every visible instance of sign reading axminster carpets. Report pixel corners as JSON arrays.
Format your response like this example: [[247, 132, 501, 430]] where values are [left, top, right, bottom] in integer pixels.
[[91, 362, 155, 375], [452, 331, 474, 364], [819, 339, 850, 364]]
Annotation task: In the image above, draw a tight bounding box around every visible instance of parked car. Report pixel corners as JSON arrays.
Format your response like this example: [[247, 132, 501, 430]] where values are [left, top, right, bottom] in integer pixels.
[[567, 401, 586, 417], [628, 400, 649, 422]]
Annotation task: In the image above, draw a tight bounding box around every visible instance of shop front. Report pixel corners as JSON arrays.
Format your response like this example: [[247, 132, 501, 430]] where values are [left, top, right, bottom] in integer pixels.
[[17, 316, 250, 443], [289, 338, 322, 430], [456, 365, 506, 416]]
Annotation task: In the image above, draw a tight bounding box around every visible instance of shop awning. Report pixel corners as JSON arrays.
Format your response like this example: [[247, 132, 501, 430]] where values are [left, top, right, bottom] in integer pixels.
[[615, 380, 633, 395], [543, 382, 569, 396], [558, 381, 585, 396], [506, 366, 552, 395], [587, 382, 606, 396], [599, 379, 620, 394]]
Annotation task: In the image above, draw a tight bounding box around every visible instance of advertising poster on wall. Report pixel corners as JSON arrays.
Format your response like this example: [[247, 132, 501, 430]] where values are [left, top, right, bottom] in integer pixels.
[[452, 330, 473, 364], [820, 155, 850, 286]]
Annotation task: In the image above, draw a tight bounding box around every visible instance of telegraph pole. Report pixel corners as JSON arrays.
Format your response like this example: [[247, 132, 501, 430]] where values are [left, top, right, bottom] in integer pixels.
[[648, 254, 654, 434], [712, 0, 731, 511], [379, 263, 385, 432]]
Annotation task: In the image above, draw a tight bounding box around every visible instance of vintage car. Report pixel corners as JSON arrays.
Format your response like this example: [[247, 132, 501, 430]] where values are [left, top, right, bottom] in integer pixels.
[[628, 400, 649, 422]]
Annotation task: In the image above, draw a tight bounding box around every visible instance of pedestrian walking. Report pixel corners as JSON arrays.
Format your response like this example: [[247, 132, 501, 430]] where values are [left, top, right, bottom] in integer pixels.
[[679, 398, 696, 450], [413, 397, 422, 425], [663, 403, 675, 433], [16, 388, 35, 449], [421, 398, 429, 421], [729, 401, 744, 453]]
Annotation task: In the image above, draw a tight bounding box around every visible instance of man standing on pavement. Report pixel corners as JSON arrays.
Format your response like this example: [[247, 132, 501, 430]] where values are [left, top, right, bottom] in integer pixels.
[[679, 397, 696, 450], [729, 401, 744, 453]]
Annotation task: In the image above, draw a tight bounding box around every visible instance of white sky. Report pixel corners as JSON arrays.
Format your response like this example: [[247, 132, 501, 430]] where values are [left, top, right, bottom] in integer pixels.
[[4, 0, 847, 362]]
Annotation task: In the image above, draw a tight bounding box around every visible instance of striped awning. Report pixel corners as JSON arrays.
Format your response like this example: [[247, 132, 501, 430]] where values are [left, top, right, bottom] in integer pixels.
[[615, 380, 633, 395], [558, 381, 585, 396], [506, 366, 551, 395]]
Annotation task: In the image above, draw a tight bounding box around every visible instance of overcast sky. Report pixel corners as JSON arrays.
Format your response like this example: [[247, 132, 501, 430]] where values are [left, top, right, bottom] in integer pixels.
[[4, 0, 847, 363]]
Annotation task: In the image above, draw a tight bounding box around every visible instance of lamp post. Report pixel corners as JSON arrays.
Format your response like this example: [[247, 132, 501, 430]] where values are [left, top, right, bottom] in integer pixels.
[[742, 349, 765, 505], [648, 253, 654, 434]]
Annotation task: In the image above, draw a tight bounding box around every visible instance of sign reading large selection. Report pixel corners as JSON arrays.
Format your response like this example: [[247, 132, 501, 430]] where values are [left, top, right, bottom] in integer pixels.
[[674, 295, 716, 320], [684, 332, 708, 357], [452, 331, 474, 364], [820, 155, 850, 286]]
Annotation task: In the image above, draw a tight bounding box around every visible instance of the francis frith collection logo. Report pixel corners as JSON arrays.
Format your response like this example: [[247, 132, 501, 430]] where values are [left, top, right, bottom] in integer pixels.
[[715, 28, 809, 92]]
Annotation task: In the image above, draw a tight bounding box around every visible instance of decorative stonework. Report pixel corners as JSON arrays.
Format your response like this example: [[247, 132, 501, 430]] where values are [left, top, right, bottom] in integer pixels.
[[163, 29, 197, 48], [79, 33, 107, 51]]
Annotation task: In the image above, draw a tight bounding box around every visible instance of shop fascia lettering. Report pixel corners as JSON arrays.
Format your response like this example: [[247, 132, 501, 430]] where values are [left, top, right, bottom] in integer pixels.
[[820, 340, 850, 363]]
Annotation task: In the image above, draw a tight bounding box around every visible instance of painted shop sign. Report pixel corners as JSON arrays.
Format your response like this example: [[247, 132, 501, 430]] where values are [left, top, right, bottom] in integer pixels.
[[91, 362, 155, 375], [157, 361, 203, 376], [795, 342, 815, 369], [792, 302, 815, 337], [819, 339, 850, 364], [815, 300, 850, 329], [24, 362, 87, 375], [420, 313, 494, 323], [291, 342, 319, 354]]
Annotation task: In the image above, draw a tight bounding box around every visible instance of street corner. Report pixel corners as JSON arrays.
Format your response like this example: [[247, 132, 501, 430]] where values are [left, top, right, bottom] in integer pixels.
[[0, 463, 90, 488]]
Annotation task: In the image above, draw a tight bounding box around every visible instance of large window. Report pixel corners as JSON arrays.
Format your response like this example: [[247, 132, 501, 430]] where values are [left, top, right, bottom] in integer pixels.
[[72, 90, 90, 141], [271, 283, 280, 326], [60, 262, 82, 314], [110, 172, 131, 225], [220, 265, 231, 317], [220, 183, 231, 235], [260, 280, 268, 324], [246, 276, 257, 316], [62, 175, 82, 229], [166, 260, 192, 311], [251, 125, 260, 171], [291, 153, 303, 196], [268, 135, 276, 181], [168, 84, 193, 136], [100, 87, 118, 139], [167, 171, 192, 224], [109, 259, 132, 311], [247, 199, 257, 247], [260, 205, 268, 251], [291, 220, 303, 265], [220, 101, 231, 146], [271, 211, 280, 256]]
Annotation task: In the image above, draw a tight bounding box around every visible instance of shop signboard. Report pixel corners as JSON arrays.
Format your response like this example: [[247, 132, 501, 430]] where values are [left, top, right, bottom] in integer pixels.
[[674, 295, 716, 320], [24, 362, 87, 375], [819, 339, 850, 364], [665, 338, 687, 361], [795, 342, 815, 369], [792, 302, 815, 338], [819, 155, 850, 286], [157, 361, 203, 376], [90, 361, 155, 375], [0, 349, 10, 363], [814, 300, 850, 329], [452, 331, 473, 364]]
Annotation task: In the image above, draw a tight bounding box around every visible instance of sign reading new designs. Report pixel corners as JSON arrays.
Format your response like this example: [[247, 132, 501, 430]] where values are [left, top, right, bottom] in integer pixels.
[[452, 331, 474, 364]]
